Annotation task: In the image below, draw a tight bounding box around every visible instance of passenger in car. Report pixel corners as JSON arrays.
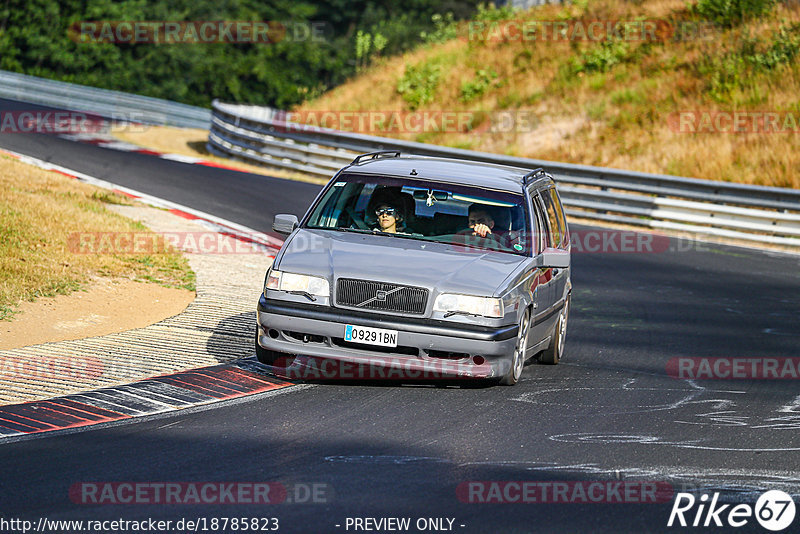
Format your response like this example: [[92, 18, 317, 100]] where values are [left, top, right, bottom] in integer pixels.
[[373, 202, 405, 234]]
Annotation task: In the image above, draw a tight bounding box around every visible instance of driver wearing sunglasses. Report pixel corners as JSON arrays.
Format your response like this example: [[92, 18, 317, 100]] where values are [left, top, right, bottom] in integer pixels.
[[373, 202, 404, 233]]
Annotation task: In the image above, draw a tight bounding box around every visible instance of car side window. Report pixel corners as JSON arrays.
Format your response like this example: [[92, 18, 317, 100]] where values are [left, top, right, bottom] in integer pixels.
[[540, 187, 563, 248], [530, 192, 548, 254], [548, 187, 569, 247]]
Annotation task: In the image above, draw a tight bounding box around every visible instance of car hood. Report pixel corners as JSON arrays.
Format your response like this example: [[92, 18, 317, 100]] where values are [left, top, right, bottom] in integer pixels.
[[275, 229, 526, 296]]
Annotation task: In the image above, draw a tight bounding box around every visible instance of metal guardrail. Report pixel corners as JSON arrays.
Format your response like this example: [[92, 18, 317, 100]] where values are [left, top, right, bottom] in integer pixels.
[[0, 70, 210, 129], [208, 100, 800, 249]]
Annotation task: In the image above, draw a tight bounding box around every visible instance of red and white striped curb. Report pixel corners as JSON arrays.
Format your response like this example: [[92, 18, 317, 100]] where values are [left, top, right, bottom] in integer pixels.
[[0, 146, 285, 254], [0, 360, 299, 440], [59, 132, 248, 171]]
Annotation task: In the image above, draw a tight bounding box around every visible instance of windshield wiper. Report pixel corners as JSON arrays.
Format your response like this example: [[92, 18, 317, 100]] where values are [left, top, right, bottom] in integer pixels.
[[288, 291, 317, 302], [443, 310, 481, 318], [332, 227, 373, 234], [370, 230, 428, 242], [306, 226, 373, 234]]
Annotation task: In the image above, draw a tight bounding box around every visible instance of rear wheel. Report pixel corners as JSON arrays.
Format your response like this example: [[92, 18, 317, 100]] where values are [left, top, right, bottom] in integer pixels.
[[499, 310, 530, 386], [539, 295, 570, 365], [254, 327, 283, 366]]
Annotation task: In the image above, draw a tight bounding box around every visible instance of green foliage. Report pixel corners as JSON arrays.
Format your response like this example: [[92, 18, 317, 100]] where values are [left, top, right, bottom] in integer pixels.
[[421, 13, 458, 44], [610, 87, 645, 105], [355, 29, 388, 70], [90, 190, 132, 205], [0, 0, 483, 109], [744, 24, 800, 70], [355, 30, 372, 64], [397, 61, 441, 110], [588, 73, 606, 90], [701, 54, 747, 101], [691, 0, 775, 28], [0, 305, 17, 321], [700, 23, 800, 101], [497, 91, 522, 109], [474, 2, 516, 22], [586, 100, 606, 121], [372, 33, 388, 54], [512, 49, 532, 72], [579, 39, 630, 73], [460, 69, 498, 102]]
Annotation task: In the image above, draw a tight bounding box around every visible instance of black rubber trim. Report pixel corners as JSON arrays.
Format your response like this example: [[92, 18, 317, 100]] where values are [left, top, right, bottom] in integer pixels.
[[258, 296, 518, 342], [534, 299, 565, 325]]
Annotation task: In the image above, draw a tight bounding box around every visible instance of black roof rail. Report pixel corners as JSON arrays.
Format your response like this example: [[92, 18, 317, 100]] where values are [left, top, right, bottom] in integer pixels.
[[351, 151, 401, 165], [522, 167, 546, 185]]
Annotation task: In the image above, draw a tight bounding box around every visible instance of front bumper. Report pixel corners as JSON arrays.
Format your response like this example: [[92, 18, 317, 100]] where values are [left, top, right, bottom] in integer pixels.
[[256, 295, 518, 380]]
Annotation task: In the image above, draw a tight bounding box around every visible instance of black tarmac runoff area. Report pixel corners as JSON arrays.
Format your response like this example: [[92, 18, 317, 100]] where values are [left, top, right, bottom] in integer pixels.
[[1, 98, 799, 533]]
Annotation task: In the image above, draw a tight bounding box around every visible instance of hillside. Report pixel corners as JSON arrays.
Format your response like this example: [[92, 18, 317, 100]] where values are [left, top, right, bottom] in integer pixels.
[[0, 0, 479, 108], [296, 0, 800, 188]]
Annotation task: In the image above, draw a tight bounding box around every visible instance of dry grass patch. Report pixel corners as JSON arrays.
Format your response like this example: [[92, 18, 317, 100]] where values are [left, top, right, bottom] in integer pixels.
[[0, 154, 195, 321]]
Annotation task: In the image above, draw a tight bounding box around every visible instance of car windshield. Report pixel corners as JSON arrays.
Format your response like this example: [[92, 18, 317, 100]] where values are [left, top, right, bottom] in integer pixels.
[[305, 174, 532, 256]]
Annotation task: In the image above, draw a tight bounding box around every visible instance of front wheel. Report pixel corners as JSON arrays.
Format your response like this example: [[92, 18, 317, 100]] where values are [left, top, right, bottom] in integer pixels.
[[539, 295, 570, 365], [499, 309, 530, 386]]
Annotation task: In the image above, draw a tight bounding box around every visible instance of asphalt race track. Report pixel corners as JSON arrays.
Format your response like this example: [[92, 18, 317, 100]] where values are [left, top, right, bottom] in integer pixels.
[[1, 98, 799, 533]]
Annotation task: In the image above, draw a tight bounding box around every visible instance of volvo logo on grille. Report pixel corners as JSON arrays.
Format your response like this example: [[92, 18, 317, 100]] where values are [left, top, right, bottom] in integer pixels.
[[375, 290, 387, 301]]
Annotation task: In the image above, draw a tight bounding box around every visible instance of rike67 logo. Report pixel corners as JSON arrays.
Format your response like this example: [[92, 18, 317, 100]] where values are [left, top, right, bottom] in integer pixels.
[[668, 490, 796, 531]]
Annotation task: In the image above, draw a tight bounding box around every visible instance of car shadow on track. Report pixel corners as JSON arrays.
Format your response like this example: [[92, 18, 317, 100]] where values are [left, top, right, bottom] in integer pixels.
[[205, 311, 255, 364]]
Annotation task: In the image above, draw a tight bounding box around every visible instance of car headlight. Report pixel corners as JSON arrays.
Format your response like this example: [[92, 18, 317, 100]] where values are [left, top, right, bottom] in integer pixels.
[[433, 293, 504, 318], [265, 269, 330, 297]]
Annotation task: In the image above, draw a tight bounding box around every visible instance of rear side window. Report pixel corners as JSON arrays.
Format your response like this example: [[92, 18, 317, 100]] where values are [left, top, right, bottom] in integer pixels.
[[530, 193, 547, 254], [547, 187, 569, 248], [539, 187, 564, 248]]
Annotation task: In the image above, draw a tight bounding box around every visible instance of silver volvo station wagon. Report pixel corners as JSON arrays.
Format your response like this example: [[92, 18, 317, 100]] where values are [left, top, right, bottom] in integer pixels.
[[256, 151, 571, 385]]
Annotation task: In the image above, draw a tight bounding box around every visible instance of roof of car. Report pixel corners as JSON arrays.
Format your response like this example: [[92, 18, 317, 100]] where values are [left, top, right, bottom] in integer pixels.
[[343, 155, 550, 192]]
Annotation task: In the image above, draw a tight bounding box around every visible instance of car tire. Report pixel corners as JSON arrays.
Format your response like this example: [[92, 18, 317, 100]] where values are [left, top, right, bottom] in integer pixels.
[[254, 327, 282, 366], [499, 309, 531, 386], [539, 294, 570, 365]]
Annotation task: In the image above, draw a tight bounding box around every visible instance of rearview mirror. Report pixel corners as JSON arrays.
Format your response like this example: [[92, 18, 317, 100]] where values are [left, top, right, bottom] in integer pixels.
[[273, 214, 299, 235], [536, 248, 570, 269], [413, 189, 449, 201]]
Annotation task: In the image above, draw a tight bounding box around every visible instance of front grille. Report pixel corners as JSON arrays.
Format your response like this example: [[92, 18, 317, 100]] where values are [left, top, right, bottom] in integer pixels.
[[336, 278, 428, 315]]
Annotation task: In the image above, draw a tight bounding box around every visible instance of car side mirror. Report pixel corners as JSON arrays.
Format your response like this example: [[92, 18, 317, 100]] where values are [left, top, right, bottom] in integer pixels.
[[537, 247, 570, 268], [273, 214, 299, 235]]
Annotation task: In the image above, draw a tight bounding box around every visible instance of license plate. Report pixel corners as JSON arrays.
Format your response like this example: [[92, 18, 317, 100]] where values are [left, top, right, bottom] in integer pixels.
[[344, 324, 398, 347]]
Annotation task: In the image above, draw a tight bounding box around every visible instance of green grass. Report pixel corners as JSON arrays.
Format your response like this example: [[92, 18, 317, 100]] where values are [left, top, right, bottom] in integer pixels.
[[0, 154, 195, 321]]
